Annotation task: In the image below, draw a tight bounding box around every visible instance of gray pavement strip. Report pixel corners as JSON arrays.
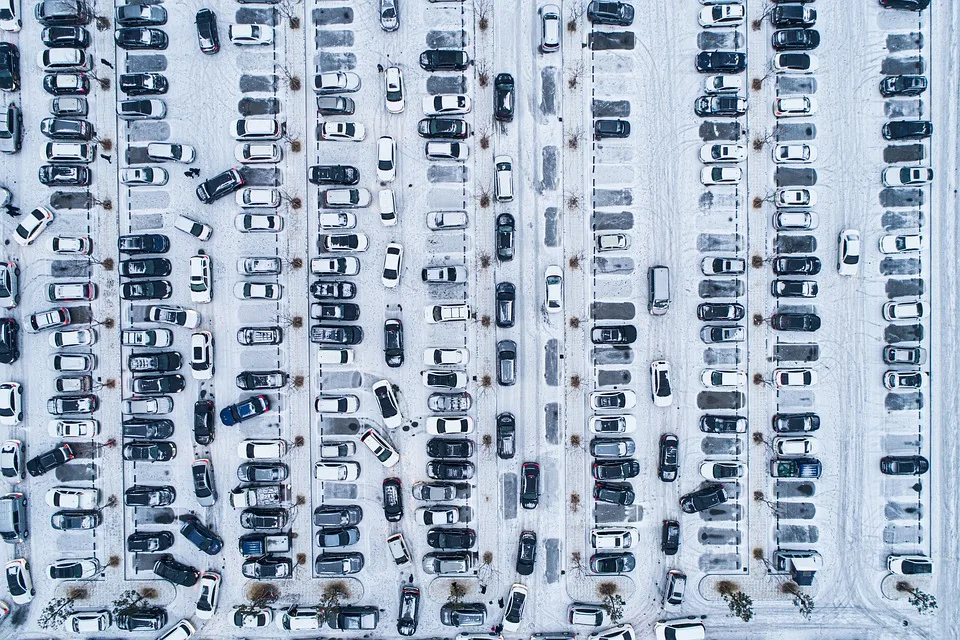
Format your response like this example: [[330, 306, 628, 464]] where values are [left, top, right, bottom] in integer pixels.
[[699, 190, 739, 210], [696, 391, 744, 411], [133, 553, 164, 572], [592, 99, 630, 118], [316, 30, 355, 48], [776, 76, 816, 96], [881, 56, 924, 75], [238, 97, 281, 117], [131, 189, 172, 210], [702, 347, 741, 367], [427, 165, 468, 183], [594, 256, 634, 275], [544, 538, 560, 584], [126, 147, 152, 164], [131, 212, 164, 231], [540, 67, 558, 115], [698, 527, 740, 546], [591, 302, 635, 320], [591, 211, 633, 231], [697, 233, 741, 253], [594, 189, 632, 208], [239, 167, 281, 186], [774, 167, 817, 188], [696, 503, 741, 522], [884, 323, 923, 344], [545, 403, 559, 443], [885, 277, 924, 298], [885, 392, 923, 411], [49, 192, 92, 210], [776, 525, 819, 545], [541, 149, 558, 192], [777, 502, 816, 520], [137, 509, 177, 526], [322, 484, 359, 500], [426, 76, 467, 95], [589, 32, 635, 51], [698, 554, 741, 572], [774, 122, 816, 141], [240, 74, 279, 93], [776, 391, 815, 410], [52, 260, 92, 278], [880, 187, 923, 208], [320, 418, 364, 437], [882, 209, 923, 231], [502, 473, 517, 521], [887, 32, 923, 52], [775, 481, 816, 499], [544, 206, 559, 246], [55, 462, 95, 482], [425, 283, 469, 300], [128, 121, 170, 142], [880, 258, 921, 277], [701, 437, 740, 456], [697, 31, 741, 50], [773, 344, 819, 363], [313, 7, 354, 25], [317, 52, 357, 72], [597, 369, 631, 388], [883, 143, 924, 164], [773, 234, 816, 254], [126, 54, 166, 73], [884, 524, 922, 545], [545, 340, 559, 387], [426, 30, 463, 48], [593, 347, 633, 366], [236, 8, 278, 25], [885, 501, 922, 521], [698, 121, 742, 142], [698, 279, 743, 298], [594, 503, 640, 524], [318, 371, 363, 389], [777, 303, 815, 314], [885, 101, 923, 118]]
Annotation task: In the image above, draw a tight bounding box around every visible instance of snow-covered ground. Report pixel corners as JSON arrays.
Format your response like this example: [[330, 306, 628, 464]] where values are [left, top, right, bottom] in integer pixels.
[[0, 0, 958, 638]]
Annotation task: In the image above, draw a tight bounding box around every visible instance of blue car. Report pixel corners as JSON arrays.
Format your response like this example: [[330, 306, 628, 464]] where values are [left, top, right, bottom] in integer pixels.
[[219, 395, 269, 426]]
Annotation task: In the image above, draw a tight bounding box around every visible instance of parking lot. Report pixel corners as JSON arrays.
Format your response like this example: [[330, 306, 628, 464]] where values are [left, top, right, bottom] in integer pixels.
[[1, 0, 959, 638]]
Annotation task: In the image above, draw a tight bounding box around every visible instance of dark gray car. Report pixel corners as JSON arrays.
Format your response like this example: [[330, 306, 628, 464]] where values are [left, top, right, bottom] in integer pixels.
[[315, 552, 364, 575], [313, 506, 363, 527], [497, 340, 517, 386]]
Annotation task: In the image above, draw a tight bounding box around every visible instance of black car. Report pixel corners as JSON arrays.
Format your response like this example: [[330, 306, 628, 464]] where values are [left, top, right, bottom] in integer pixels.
[[116, 607, 167, 632], [591, 325, 637, 344], [495, 282, 516, 328], [41, 26, 90, 48], [771, 312, 821, 332], [194, 400, 214, 445], [426, 527, 476, 550], [115, 27, 169, 50], [39, 165, 90, 186], [238, 462, 288, 484], [694, 95, 746, 117], [494, 73, 515, 122], [880, 455, 929, 475], [590, 438, 636, 458], [127, 530, 174, 553], [520, 462, 541, 509], [697, 303, 745, 321], [0, 43, 19, 92], [773, 256, 822, 275], [594, 119, 631, 139], [115, 3, 166, 26], [128, 352, 181, 373], [680, 484, 727, 513], [593, 482, 635, 505], [440, 603, 486, 627], [310, 280, 356, 300], [498, 340, 519, 386], [119, 258, 172, 279], [317, 96, 356, 116], [52, 509, 100, 530], [417, 118, 469, 139], [384, 318, 403, 368], [771, 4, 816, 27], [312, 302, 360, 322], [43, 73, 89, 96], [121, 280, 172, 301], [591, 552, 635, 574], [420, 49, 470, 71], [153, 554, 199, 586], [132, 374, 185, 395], [882, 120, 933, 140], [0, 319, 19, 365], [196, 168, 244, 203], [772, 413, 820, 433], [661, 520, 680, 555], [119, 72, 168, 96], [236, 370, 287, 390], [122, 441, 176, 462], [880, 75, 927, 97], [426, 461, 475, 480], [879, 0, 929, 10], [397, 586, 420, 637], [180, 515, 223, 554], [313, 505, 363, 527], [26, 443, 74, 477], [496, 213, 515, 261], [658, 434, 679, 482], [309, 164, 359, 185], [122, 418, 174, 439], [497, 413, 516, 459], [772, 29, 820, 50], [118, 233, 169, 254], [382, 478, 403, 522], [700, 414, 747, 434], [696, 51, 746, 73], [195, 8, 219, 54], [515, 530, 537, 575], [125, 484, 176, 507], [587, 1, 635, 25], [310, 325, 363, 346], [593, 459, 640, 481], [426, 438, 474, 459]]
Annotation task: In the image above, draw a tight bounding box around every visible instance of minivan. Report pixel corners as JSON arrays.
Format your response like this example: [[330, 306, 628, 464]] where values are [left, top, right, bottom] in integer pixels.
[[44, 141, 94, 163], [648, 265, 670, 315]]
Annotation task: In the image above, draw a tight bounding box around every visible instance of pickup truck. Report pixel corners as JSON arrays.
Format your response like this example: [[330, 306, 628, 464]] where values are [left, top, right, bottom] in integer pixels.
[[239, 533, 291, 557], [229, 484, 288, 508]]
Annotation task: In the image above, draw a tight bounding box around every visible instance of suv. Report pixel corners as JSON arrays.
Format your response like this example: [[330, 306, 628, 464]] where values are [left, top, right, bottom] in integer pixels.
[[494, 73, 514, 121], [153, 554, 200, 587], [0, 44, 20, 94], [35, 0, 88, 25], [0, 493, 27, 543], [195, 8, 219, 54], [882, 119, 933, 140], [419, 49, 470, 71], [196, 168, 243, 203], [519, 462, 540, 509], [587, 1, 634, 25]]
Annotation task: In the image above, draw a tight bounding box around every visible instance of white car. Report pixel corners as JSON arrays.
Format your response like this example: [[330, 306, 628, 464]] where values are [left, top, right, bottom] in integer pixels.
[[315, 461, 361, 481], [774, 96, 818, 117], [159, 620, 196, 640], [67, 610, 111, 633], [175, 214, 212, 241], [48, 557, 100, 580], [195, 572, 220, 620], [189, 255, 212, 304], [425, 141, 469, 160], [701, 257, 744, 275], [494, 155, 514, 202], [315, 394, 360, 414], [596, 233, 629, 252], [774, 368, 817, 388], [234, 282, 283, 300], [544, 266, 563, 312], [382, 243, 403, 288], [229, 23, 274, 45], [360, 428, 400, 467], [379, 189, 397, 226], [426, 210, 468, 230], [699, 461, 745, 483], [319, 212, 357, 229], [882, 166, 933, 187], [321, 188, 371, 208], [699, 143, 745, 163], [48, 419, 98, 439], [45, 487, 99, 509], [703, 75, 742, 94], [120, 166, 168, 186], [235, 143, 282, 163], [698, 4, 744, 27], [236, 214, 283, 233], [425, 304, 470, 323], [591, 527, 637, 549], [887, 554, 933, 576], [773, 210, 818, 230], [51, 353, 95, 372], [236, 187, 281, 208], [146, 142, 196, 163], [773, 144, 816, 164], [700, 369, 745, 388], [700, 166, 741, 185], [423, 94, 471, 116], [121, 396, 174, 415], [588, 415, 637, 434], [0, 0, 21, 31], [377, 136, 397, 182], [882, 301, 924, 321], [319, 122, 366, 142], [49, 328, 96, 348], [650, 360, 673, 407], [590, 390, 637, 411], [775, 188, 816, 207], [415, 506, 460, 525], [146, 305, 201, 328], [313, 71, 362, 94], [774, 436, 820, 457], [0, 440, 22, 483], [311, 257, 360, 276], [231, 118, 283, 140], [238, 439, 287, 460], [317, 349, 354, 365], [426, 416, 474, 435], [51, 236, 91, 255], [837, 228, 861, 276], [773, 52, 818, 73], [190, 331, 214, 380], [501, 584, 528, 632], [4, 559, 33, 604], [14, 207, 54, 246], [654, 620, 704, 640], [384, 66, 405, 113], [122, 329, 173, 348], [320, 233, 369, 252], [538, 4, 560, 53], [422, 266, 467, 284], [879, 234, 922, 254], [424, 348, 469, 366], [372, 379, 403, 429], [590, 624, 636, 640]]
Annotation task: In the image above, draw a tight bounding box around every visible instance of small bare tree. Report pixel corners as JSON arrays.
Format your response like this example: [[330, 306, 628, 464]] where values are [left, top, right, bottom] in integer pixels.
[[448, 581, 467, 603], [478, 252, 491, 269], [88, 71, 110, 90], [568, 316, 580, 329], [277, 0, 304, 29], [477, 126, 490, 150], [781, 582, 814, 619], [479, 314, 491, 327], [566, 191, 583, 212], [569, 492, 581, 512], [476, 0, 491, 31], [567, 127, 584, 149], [569, 434, 581, 448], [751, 4, 776, 31], [283, 132, 302, 153], [570, 551, 587, 578], [246, 583, 280, 607], [278, 65, 302, 91], [477, 61, 490, 88], [597, 583, 624, 623], [91, 195, 112, 211], [568, 61, 585, 90], [94, 136, 113, 151], [568, 253, 582, 270], [569, 375, 581, 389], [280, 191, 302, 210], [753, 129, 776, 151], [896, 582, 938, 614]]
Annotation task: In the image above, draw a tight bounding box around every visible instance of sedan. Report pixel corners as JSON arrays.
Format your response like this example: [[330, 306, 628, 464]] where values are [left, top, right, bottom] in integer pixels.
[[774, 368, 817, 388], [147, 142, 195, 163], [883, 370, 925, 390], [590, 390, 636, 411], [701, 369, 745, 388], [882, 301, 924, 321], [115, 27, 168, 49], [236, 214, 283, 233], [423, 94, 471, 115], [772, 256, 821, 275], [425, 141, 468, 160], [229, 23, 274, 45], [14, 207, 54, 246], [773, 143, 816, 163], [319, 122, 365, 142], [837, 228, 861, 276], [423, 266, 468, 283], [699, 4, 744, 27], [700, 461, 745, 483], [122, 441, 175, 462], [26, 443, 73, 476], [544, 266, 563, 312], [313, 71, 361, 94], [593, 459, 640, 481], [590, 553, 635, 575], [418, 117, 470, 139], [592, 325, 637, 344], [120, 167, 168, 186], [47, 557, 100, 580], [697, 303, 745, 321], [234, 282, 282, 301], [699, 143, 745, 163], [52, 509, 101, 530], [880, 455, 928, 475], [316, 527, 360, 548], [776, 188, 816, 207], [679, 484, 727, 513], [879, 234, 923, 254], [384, 66, 404, 113], [381, 243, 403, 288], [237, 439, 286, 460], [772, 28, 820, 50], [701, 166, 741, 185], [695, 51, 745, 73], [882, 166, 933, 187]]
